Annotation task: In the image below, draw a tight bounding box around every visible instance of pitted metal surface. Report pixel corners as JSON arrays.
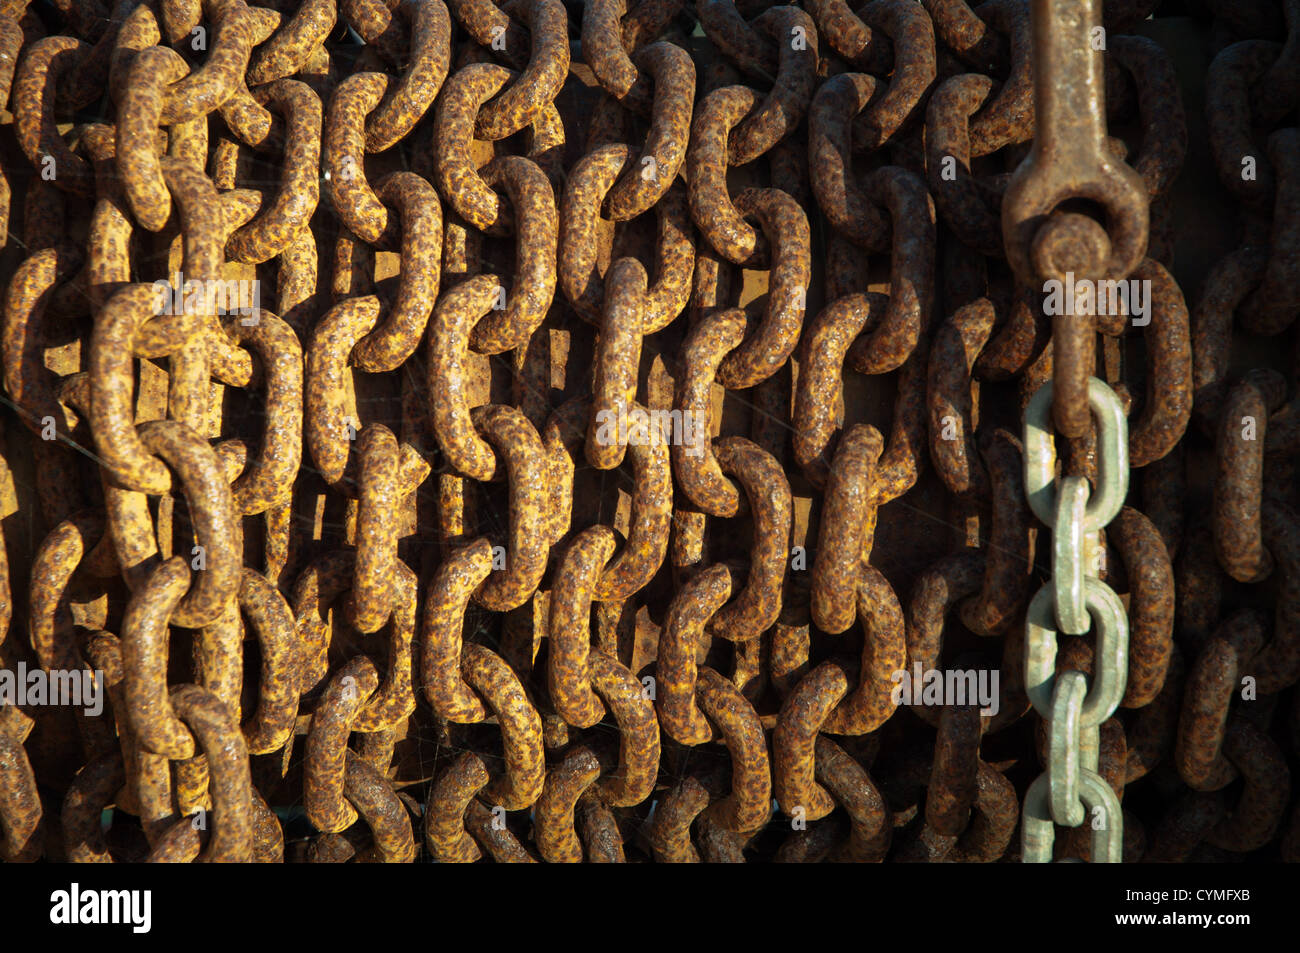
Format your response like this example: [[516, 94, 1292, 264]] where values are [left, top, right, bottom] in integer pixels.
[[0, 0, 1293, 865]]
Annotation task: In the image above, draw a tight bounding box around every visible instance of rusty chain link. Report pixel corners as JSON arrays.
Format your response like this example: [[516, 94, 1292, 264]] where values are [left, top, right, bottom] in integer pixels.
[[0, 0, 1293, 865]]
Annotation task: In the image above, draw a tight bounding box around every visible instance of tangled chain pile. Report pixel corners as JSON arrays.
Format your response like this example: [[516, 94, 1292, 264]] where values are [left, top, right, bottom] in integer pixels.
[[0, 0, 1296, 863]]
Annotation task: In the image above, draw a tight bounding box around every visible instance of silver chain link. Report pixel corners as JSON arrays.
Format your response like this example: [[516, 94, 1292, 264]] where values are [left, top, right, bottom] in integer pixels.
[[1021, 378, 1130, 863]]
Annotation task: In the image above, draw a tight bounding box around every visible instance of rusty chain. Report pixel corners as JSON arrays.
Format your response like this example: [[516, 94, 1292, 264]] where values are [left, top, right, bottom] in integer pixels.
[[0, 0, 1294, 865]]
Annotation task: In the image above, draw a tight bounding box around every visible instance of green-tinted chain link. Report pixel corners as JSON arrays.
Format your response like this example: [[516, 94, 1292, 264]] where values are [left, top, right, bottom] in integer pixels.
[[1021, 378, 1130, 863]]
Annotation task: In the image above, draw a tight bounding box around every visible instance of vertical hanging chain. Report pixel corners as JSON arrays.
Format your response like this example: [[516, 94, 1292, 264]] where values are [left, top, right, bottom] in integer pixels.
[[1002, 0, 1143, 864], [1020, 378, 1130, 862]]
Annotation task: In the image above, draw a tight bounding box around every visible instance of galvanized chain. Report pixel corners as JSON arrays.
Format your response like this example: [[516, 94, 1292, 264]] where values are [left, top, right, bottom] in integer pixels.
[[0, 0, 1294, 864], [1021, 377, 1129, 862]]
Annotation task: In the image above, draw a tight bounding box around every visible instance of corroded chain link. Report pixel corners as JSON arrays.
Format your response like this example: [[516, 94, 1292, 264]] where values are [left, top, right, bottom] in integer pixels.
[[0, 0, 1293, 865]]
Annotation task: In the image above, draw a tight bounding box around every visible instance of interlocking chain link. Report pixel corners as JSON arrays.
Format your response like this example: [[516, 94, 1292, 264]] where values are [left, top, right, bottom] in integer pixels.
[[0, 0, 1293, 865], [1021, 378, 1129, 862]]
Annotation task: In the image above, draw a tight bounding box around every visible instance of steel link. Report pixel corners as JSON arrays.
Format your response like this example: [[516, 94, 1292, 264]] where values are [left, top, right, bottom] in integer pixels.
[[0, 0, 1287, 867]]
